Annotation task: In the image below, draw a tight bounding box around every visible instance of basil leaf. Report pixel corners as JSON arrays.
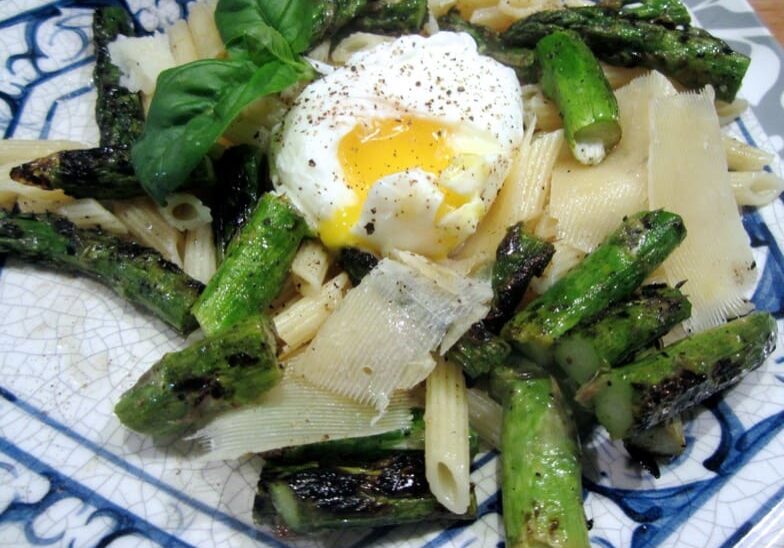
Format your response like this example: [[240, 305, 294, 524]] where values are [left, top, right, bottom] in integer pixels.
[[215, 0, 313, 64], [131, 59, 308, 204]]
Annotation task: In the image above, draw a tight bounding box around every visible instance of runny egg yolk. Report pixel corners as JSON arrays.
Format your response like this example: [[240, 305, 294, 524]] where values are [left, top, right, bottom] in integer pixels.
[[317, 116, 470, 250]]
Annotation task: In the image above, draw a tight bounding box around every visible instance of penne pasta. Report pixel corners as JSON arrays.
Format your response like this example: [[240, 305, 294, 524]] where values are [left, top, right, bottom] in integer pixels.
[[158, 193, 212, 231], [0, 139, 85, 164], [517, 129, 565, 224], [425, 358, 471, 514], [466, 387, 502, 449], [274, 272, 350, 357], [291, 239, 331, 296], [729, 171, 784, 207], [723, 135, 774, 172], [183, 224, 218, 284], [114, 197, 184, 267], [521, 85, 562, 131], [167, 19, 199, 65], [715, 98, 748, 125], [55, 199, 128, 234], [187, 0, 224, 59]]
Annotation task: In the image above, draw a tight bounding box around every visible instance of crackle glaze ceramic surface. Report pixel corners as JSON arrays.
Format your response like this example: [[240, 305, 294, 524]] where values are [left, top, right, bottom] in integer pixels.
[[1, 0, 783, 546]]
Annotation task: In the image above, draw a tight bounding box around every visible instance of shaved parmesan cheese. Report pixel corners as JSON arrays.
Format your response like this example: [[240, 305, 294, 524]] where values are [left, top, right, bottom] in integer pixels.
[[648, 87, 755, 333], [192, 372, 416, 461], [292, 256, 491, 413], [108, 33, 176, 96], [550, 72, 676, 252]]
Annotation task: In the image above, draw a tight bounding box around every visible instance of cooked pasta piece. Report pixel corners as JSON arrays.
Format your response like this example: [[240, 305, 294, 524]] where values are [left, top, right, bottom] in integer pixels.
[[187, 0, 224, 59], [715, 98, 748, 125], [183, 224, 217, 284], [517, 129, 564, 224], [167, 19, 199, 64], [469, 6, 514, 31], [730, 171, 784, 207], [452, 120, 536, 272], [649, 87, 755, 333], [158, 193, 212, 231], [290, 239, 331, 296], [192, 370, 417, 461], [331, 33, 394, 65], [521, 85, 562, 131], [0, 139, 86, 164], [467, 387, 502, 448], [723, 135, 774, 172], [550, 72, 676, 252], [274, 272, 350, 357], [55, 199, 128, 234], [114, 197, 184, 267], [425, 358, 471, 514]]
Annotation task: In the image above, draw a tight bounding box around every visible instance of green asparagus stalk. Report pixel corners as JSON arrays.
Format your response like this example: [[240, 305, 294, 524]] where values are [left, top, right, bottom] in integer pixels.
[[576, 312, 778, 439], [502, 2, 750, 102], [9, 147, 216, 200], [347, 0, 427, 36], [212, 145, 271, 262], [485, 222, 555, 333], [536, 31, 621, 165], [490, 364, 590, 548], [553, 284, 692, 387], [254, 452, 476, 534], [92, 6, 145, 148], [310, 0, 369, 45], [0, 209, 202, 333], [446, 322, 512, 379], [193, 193, 309, 335], [436, 10, 538, 82], [600, 0, 691, 26], [502, 210, 686, 365], [115, 315, 280, 438]]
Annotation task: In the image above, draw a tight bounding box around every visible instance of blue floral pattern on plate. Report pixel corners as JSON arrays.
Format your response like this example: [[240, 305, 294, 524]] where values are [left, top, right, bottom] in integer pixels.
[[0, 0, 783, 546]]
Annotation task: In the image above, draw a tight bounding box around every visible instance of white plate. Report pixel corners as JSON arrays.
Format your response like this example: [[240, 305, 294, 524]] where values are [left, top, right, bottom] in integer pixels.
[[1, 1, 783, 546]]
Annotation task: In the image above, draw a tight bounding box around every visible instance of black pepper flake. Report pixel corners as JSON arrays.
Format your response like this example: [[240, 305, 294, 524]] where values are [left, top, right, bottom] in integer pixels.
[[364, 222, 376, 235]]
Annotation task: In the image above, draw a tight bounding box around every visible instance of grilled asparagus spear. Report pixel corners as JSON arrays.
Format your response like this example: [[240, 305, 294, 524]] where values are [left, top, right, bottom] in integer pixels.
[[193, 193, 308, 335], [0, 209, 202, 333], [347, 0, 427, 36], [553, 284, 692, 388], [485, 222, 555, 333], [502, 1, 750, 102], [576, 312, 778, 439], [536, 30, 621, 165], [92, 6, 144, 148], [212, 145, 271, 262], [502, 210, 686, 365], [115, 315, 280, 438], [9, 147, 216, 200], [436, 10, 538, 82], [490, 363, 590, 548], [255, 452, 476, 534]]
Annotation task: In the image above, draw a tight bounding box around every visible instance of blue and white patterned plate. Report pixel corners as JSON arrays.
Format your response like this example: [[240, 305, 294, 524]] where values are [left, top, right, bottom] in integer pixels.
[[1, 1, 783, 546]]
